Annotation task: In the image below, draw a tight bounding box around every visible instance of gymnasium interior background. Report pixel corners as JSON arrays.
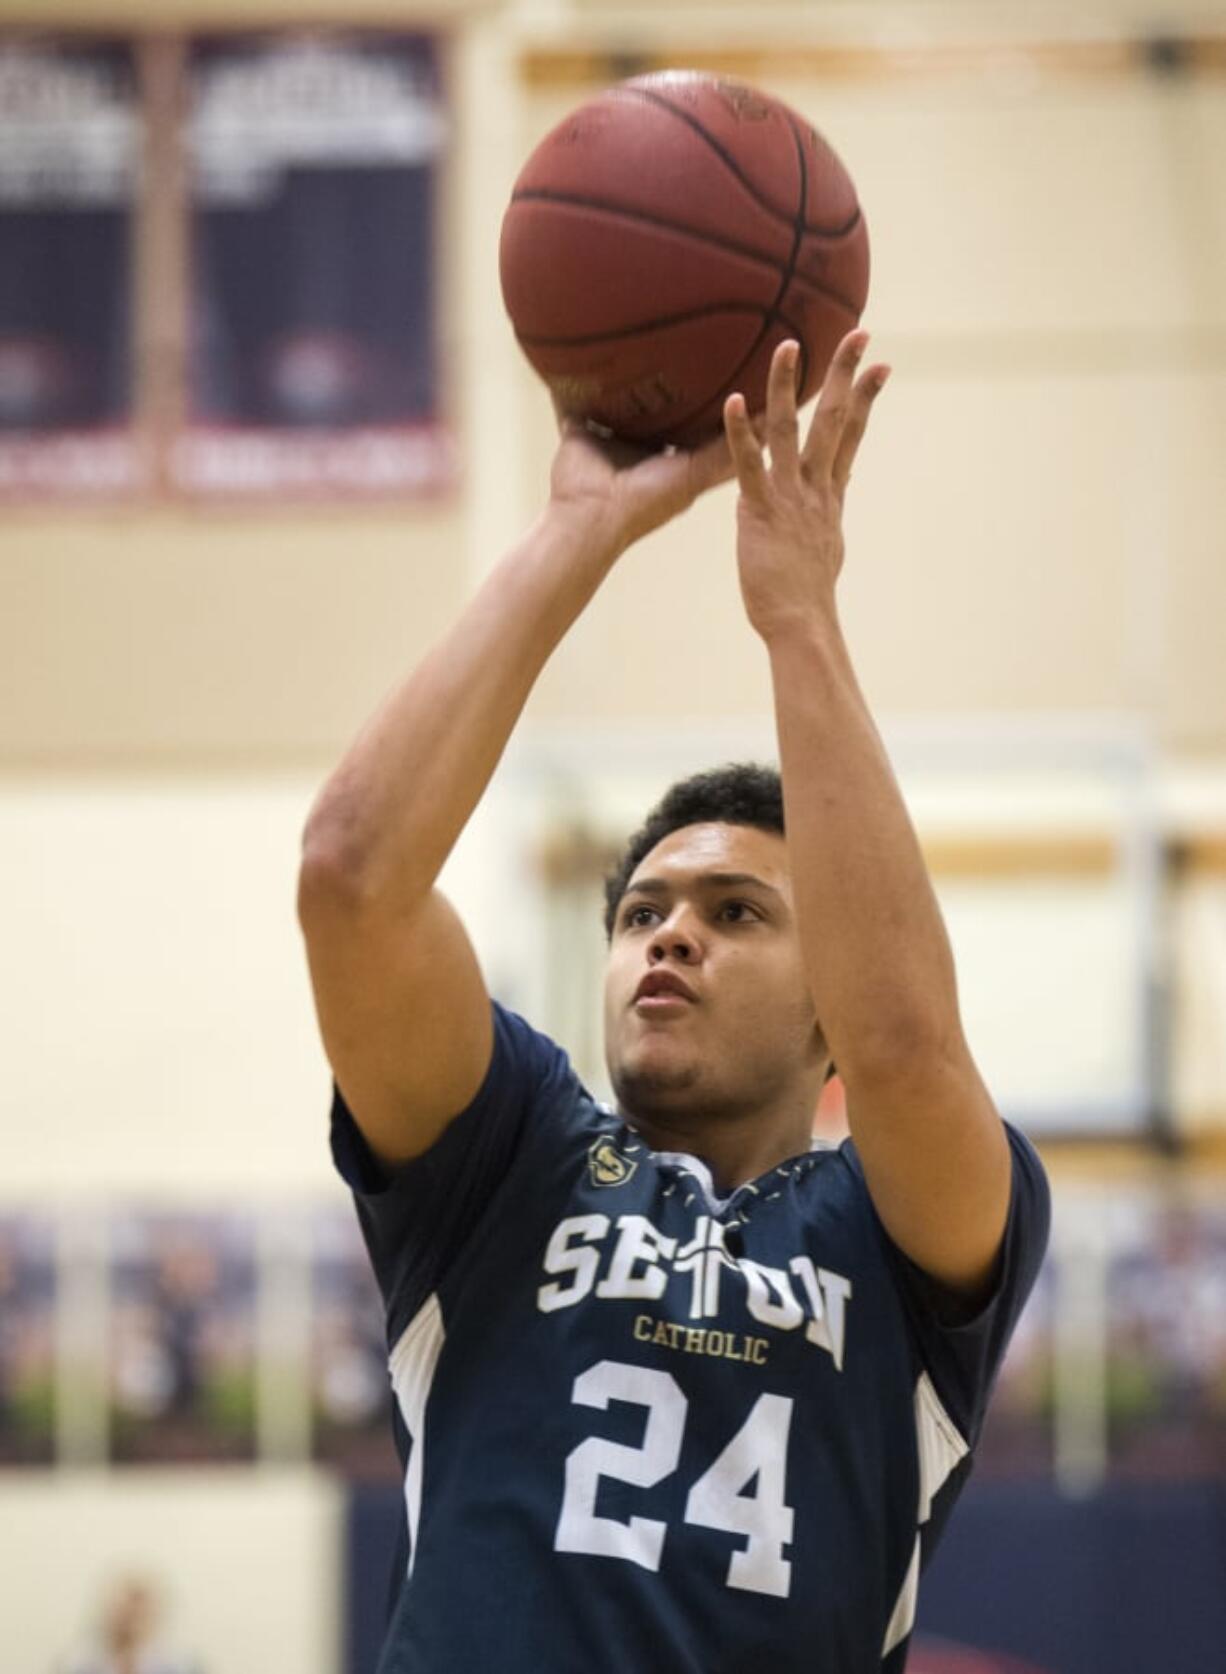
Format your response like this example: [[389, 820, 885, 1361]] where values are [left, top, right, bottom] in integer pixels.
[[1, 1, 1224, 1670]]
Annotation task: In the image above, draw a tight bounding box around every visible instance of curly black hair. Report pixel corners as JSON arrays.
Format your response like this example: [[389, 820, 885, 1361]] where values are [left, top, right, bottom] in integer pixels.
[[602, 762, 784, 939]]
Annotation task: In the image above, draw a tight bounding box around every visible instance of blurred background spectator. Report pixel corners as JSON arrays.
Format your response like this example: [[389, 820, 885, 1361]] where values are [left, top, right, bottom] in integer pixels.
[[59, 1576, 202, 1674]]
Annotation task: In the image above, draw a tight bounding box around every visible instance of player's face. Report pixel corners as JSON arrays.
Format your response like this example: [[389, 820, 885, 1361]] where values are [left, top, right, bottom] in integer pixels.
[[603, 822, 825, 1123]]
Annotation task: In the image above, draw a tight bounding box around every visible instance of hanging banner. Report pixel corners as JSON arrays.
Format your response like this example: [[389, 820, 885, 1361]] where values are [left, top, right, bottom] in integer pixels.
[[0, 1215, 57, 1465], [175, 32, 454, 500], [0, 37, 146, 499]]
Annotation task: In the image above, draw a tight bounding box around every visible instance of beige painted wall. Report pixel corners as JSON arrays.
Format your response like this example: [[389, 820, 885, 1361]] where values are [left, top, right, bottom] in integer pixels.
[[4, 507, 469, 761], [518, 67, 1226, 744], [0, 1468, 343, 1674], [1, 3, 1224, 761], [0, 768, 528, 1199]]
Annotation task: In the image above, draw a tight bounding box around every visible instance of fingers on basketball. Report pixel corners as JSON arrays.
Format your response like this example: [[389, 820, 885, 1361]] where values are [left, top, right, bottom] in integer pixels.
[[765, 342, 802, 477], [723, 393, 769, 495]]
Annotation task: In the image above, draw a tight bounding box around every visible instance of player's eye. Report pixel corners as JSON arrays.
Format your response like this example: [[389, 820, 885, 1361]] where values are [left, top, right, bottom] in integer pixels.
[[621, 902, 660, 929], [718, 899, 760, 924]]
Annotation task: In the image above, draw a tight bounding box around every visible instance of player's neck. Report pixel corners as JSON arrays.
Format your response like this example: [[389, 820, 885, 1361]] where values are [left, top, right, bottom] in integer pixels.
[[624, 1098, 817, 1195]]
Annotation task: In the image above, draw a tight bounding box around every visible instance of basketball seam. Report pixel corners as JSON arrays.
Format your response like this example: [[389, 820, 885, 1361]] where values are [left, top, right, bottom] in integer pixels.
[[507, 192, 862, 319], [654, 302, 812, 441], [785, 265, 867, 316], [623, 86, 862, 241], [777, 111, 812, 396], [767, 113, 809, 342], [653, 110, 814, 441], [516, 301, 770, 350], [509, 190, 786, 281]]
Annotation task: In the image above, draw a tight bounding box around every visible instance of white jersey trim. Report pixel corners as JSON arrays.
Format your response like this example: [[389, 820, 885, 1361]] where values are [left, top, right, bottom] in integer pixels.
[[650, 1140, 836, 1217], [881, 1371, 970, 1658], [652, 1151, 736, 1213], [389, 1292, 446, 1577]]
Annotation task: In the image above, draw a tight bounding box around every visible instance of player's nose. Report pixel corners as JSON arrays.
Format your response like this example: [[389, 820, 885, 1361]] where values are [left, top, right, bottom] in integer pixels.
[[648, 907, 702, 964]]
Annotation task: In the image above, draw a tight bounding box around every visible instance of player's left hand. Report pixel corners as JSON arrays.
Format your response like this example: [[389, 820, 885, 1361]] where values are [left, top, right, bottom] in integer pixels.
[[724, 330, 889, 644]]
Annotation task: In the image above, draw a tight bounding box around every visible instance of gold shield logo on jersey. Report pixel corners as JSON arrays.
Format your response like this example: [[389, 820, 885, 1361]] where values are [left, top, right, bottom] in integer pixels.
[[588, 1136, 637, 1188]]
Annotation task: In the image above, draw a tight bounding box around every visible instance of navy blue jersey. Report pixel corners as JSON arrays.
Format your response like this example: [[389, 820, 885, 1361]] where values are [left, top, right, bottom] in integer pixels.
[[331, 1003, 1050, 1674]]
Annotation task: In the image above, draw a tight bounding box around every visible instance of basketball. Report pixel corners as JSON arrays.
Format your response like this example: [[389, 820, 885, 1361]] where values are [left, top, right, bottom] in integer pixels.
[[499, 70, 870, 448]]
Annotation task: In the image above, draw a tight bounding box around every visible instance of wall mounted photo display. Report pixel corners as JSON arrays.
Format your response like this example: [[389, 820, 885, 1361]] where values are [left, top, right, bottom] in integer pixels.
[[108, 1210, 258, 1465], [0, 1213, 57, 1465]]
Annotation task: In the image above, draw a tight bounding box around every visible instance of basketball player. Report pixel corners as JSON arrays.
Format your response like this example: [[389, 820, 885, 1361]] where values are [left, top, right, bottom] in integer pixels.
[[298, 332, 1050, 1672]]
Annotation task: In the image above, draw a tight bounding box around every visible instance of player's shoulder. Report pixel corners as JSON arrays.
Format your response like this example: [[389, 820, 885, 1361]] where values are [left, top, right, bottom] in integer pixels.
[[761, 1134, 885, 1243], [834, 1119, 1050, 1251], [815, 1133, 872, 1193], [486, 999, 612, 1144], [487, 998, 576, 1097], [836, 1120, 1047, 1191]]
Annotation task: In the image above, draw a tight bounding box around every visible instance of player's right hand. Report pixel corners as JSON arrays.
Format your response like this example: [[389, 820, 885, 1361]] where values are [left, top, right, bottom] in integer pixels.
[[546, 416, 734, 565]]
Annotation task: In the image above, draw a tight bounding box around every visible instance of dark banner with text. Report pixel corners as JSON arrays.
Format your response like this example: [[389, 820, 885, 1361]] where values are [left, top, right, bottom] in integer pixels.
[[0, 36, 145, 500], [176, 31, 453, 499]]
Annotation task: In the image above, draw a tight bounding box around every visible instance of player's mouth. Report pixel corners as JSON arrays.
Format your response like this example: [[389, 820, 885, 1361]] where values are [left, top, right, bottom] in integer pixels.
[[633, 970, 697, 1012]]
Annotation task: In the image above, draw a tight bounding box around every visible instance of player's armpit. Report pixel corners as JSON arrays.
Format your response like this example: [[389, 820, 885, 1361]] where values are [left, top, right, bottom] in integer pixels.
[[298, 878, 494, 1170], [842, 1038, 1013, 1304]]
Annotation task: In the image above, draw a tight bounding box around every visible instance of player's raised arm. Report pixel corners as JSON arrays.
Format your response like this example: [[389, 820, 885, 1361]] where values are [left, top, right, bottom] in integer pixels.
[[298, 423, 732, 1168], [724, 333, 1012, 1301]]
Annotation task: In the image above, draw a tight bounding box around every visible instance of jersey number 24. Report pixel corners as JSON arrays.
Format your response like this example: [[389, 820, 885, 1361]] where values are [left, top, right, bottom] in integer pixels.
[[554, 1359, 794, 1598]]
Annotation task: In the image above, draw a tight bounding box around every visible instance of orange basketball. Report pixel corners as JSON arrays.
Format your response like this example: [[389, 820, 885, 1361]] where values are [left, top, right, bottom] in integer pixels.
[[499, 70, 870, 447]]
